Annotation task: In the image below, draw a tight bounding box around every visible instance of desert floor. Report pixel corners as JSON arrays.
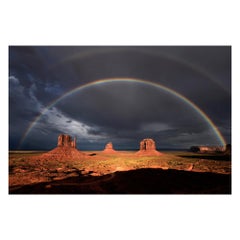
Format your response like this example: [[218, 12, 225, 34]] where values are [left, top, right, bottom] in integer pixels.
[[9, 150, 231, 194]]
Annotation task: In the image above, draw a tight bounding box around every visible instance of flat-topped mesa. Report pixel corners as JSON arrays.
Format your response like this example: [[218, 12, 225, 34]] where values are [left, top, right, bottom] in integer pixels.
[[103, 142, 117, 153], [57, 134, 76, 148], [136, 138, 162, 156], [190, 145, 225, 153]]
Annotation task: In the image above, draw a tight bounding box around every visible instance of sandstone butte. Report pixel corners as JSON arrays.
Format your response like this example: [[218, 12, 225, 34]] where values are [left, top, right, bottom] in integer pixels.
[[33, 134, 85, 161], [102, 142, 117, 154], [31, 135, 163, 161], [135, 138, 162, 156]]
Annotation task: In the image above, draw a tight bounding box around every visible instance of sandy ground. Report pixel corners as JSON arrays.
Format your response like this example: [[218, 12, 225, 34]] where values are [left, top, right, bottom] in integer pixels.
[[9, 150, 231, 194]]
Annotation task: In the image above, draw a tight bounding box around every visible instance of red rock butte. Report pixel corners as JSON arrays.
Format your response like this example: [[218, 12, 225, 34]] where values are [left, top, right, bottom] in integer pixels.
[[103, 142, 117, 153], [135, 138, 162, 156], [58, 134, 76, 148], [34, 134, 85, 161]]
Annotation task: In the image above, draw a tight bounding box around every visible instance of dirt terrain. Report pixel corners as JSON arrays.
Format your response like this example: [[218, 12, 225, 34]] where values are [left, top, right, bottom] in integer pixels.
[[9, 150, 231, 194]]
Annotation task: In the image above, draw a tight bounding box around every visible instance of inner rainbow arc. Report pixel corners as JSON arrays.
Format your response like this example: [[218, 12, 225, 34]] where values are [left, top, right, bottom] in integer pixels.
[[19, 78, 226, 148]]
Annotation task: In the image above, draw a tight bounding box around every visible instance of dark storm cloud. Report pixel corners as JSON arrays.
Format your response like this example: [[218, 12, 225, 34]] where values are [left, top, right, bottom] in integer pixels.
[[56, 82, 208, 132], [9, 46, 231, 149], [50, 46, 231, 125], [9, 74, 43, 149]]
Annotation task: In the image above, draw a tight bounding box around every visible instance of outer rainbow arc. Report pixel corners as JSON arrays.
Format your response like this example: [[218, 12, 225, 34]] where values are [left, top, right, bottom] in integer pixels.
[[19, 78, 226, 149], [49, 47, 229, 94]]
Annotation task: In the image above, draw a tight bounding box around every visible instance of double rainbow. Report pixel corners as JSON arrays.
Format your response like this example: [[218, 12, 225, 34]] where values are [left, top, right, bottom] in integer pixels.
[[19, 78, 226, 148]]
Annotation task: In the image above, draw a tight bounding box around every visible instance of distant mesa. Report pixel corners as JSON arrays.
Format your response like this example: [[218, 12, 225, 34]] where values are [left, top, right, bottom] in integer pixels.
[[190, 145, 226, 153], [103, 142, 117, 154], [224, 144, 231, 155], [136, 138, 162, 156]]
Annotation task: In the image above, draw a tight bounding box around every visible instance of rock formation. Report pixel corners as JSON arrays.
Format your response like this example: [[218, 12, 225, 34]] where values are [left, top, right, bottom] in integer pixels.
[[139, 138, 156, 151], [190, 146, 225, 153], [33, 134, 85, 161], [136, 138, 162, 156], [58, 134, 76, 148], [103, 142, 117, 153], [224, 144, 231, 155]]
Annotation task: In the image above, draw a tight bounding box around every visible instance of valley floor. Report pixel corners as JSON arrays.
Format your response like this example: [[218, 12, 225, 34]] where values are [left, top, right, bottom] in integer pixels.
[[9, 150, 231, 194]]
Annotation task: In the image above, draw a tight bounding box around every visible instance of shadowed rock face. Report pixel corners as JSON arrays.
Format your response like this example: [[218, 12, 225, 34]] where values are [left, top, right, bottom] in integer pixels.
[[103, 142, 116, 153], [136, 138, 162, 156], [224, 144, 231, 155]]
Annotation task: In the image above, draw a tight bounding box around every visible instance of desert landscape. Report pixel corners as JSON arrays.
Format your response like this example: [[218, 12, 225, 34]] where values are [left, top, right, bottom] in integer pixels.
[[9, 134, 231, 194], [9, 46, 231, 195]]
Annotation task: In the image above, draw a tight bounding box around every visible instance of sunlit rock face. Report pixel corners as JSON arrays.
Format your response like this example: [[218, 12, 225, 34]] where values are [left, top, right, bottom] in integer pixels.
[[136, 138, 162, 156], [139, 138, 156, 151], [57, 134, 76, 148], [103, 142, 117, 153]]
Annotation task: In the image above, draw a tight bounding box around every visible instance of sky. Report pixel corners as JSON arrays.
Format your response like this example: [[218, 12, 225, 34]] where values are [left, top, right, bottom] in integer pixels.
[[9, 46, 231, 150]]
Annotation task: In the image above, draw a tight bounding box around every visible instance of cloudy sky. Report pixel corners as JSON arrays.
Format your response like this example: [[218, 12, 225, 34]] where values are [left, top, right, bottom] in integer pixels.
[[9, 46, 231, 150]]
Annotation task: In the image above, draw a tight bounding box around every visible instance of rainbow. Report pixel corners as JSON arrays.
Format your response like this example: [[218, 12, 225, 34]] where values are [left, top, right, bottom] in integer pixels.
[[19, 78, 226, 148], [49, 47, 230, 94]]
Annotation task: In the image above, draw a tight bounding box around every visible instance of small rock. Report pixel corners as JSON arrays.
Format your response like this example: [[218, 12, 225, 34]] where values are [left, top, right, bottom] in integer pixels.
[[90, 172, 101, 176], [186, 164, 194, 171], [161, 167, 169, 170]]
